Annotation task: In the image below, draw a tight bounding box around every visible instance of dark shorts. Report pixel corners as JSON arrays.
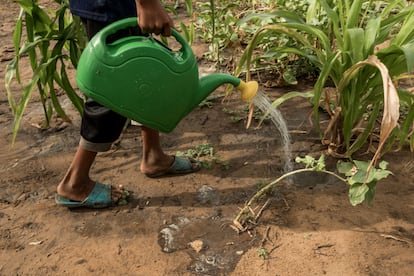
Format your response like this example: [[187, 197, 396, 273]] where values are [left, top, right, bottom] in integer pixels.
[[79, 19, 142, 152], [70, 0, 136, 23]]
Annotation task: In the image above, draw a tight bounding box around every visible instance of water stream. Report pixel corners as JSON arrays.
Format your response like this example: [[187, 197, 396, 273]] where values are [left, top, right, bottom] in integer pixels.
[[251, 89, 292, 173]]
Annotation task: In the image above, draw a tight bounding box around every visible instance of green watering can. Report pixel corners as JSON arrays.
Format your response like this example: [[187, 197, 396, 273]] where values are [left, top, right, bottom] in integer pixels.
[[76, 17, 258, 133]]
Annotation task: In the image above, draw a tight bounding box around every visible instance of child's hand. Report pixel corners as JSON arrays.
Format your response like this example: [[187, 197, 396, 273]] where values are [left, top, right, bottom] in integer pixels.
[[136, 0, 174, 36]]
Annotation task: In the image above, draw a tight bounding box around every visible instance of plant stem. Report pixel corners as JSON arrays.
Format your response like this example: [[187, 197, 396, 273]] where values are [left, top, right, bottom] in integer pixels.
[[234, 168, 347, 222]]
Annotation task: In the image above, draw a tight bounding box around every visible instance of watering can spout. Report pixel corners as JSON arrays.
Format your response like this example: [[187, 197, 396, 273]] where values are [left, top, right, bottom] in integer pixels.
[[197, 73, 259, 105]]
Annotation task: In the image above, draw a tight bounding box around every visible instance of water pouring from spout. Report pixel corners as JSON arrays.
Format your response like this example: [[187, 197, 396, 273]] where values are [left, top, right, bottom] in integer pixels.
[[249, 90, 293, 173]]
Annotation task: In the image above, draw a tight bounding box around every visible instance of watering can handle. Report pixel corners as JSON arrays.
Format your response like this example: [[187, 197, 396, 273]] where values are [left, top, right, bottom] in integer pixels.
[[98, 17, 191, 58]]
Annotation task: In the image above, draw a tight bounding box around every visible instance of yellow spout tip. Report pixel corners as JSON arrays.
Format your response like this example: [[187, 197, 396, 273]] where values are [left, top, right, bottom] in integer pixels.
[[237, 80, 259, 103]]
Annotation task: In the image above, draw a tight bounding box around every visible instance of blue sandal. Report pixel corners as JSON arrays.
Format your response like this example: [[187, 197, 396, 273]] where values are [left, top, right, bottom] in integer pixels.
[[55, 182, 114, 208], [145, 156, 201, 178]]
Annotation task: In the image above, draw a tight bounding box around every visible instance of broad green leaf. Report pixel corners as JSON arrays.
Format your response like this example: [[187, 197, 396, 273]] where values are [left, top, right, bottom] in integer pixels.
[[349, 183, 369, 206], [271, 91, 314, 109], [345, 28, 365, 62], [364, 18, 381, 55], [354, 160, 369, 171], [364, 182, 377, 206], [346, 0, 363, 29], [371, 168, 392, 182], [15, 0, 34, 15], [337, 160, 355, 176], [238, 10, 305, 26], [393, 8, 414, 46], [351, 167, 371, 184], [400, 43, 414, 73], [31, 5, 51, 35]]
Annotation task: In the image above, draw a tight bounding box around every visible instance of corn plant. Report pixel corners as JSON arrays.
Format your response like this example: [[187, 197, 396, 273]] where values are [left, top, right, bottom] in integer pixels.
[[5, 0, 87, 145], [164, 0, 196, 44], [195, 0, 241, 63], [235, 0, 414, 166]]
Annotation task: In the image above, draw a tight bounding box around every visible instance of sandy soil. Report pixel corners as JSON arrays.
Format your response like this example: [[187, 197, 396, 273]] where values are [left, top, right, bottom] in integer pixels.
[[1, 1, 413, 275]]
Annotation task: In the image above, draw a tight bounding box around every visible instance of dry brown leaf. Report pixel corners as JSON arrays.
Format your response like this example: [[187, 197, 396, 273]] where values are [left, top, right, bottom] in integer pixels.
[[365, 56, 400, 169]]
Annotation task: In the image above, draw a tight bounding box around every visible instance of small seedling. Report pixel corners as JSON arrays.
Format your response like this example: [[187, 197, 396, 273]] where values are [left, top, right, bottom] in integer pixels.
[[176, 143, 230, 170], [257, 247, 269, 260], [118, 190, 130, 206]]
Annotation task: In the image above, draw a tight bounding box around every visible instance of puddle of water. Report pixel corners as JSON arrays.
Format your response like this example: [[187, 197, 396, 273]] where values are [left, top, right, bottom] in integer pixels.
[[158, 216, 257, 275], [252, 89, 292, 173]]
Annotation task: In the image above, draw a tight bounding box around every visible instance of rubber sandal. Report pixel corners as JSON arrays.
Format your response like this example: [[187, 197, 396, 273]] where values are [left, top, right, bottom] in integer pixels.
[[55, 182, 114, 209], [145, 156, 201, 178]]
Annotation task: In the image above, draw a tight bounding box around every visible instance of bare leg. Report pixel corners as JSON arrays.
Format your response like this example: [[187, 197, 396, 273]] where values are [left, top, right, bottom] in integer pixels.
[[140, 126, 199, 175], [56, 147, 122, 202]]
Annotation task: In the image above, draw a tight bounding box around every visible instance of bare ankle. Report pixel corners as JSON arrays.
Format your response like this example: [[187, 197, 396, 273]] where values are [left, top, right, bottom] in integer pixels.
[[57, 177, 94, 201]]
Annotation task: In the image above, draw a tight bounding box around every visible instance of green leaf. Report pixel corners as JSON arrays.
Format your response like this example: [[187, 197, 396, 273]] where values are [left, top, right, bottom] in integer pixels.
[[238, 10, 305, 26], [5, 60, 18, 113], [347, 104, 380, 156], [364, 182, 377, 206], [337, 160, 355, 176], [351, 168, 370, 184], [373, 169, 392, 182], [11, 56, 59, 145], [363, 18, 381, 55], [13, 9, 24, 83], [392, 8, 414, 46], [59, 60, 84, 114], [282, 71, 297, 85], [15, 0, 34, 15], [312, 52, 341, 132], [400, 43, 414, 74], [345, 28, 365, 62], [49, 78, 70, 121], [318, 0, 343, 49], [349, 183, 369, 206], [316, 154, 325, 171], [180, 22, 188, 39], [346, 0, 363, 29], [271, 91, 313, 109], [184, 0, 193, 16]]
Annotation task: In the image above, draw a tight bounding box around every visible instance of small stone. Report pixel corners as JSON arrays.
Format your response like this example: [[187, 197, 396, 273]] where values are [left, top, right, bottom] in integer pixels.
[[159, 226, 179, 253], [75, 258, 87, 265], [189, 239, 204, 253], [196, 185, 219, 204]]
